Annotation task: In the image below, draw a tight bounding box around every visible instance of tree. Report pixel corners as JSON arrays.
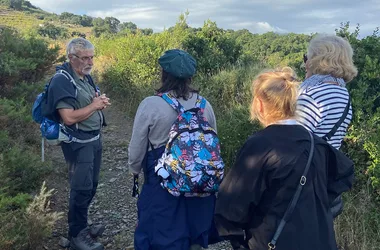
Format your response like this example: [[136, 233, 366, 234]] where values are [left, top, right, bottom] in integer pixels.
[[119, 21, 137, 33], [37, 23, 68, 40], [0, 0, 11, 7], [183, 20, 242, 74], [92, 17, 105, 27], [81, 15, 93, 27], [9, 0, 22, 10], [141, 28, 153, 35], [104, 16, 120, 33], [92, 26, 109, 37]]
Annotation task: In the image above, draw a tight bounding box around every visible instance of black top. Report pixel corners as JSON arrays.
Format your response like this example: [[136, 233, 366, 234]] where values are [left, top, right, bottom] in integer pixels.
[[214, 125, 354, 250]]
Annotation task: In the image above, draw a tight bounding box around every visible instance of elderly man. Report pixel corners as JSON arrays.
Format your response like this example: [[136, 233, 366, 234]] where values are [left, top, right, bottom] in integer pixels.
[[44, 37, 110, 250]]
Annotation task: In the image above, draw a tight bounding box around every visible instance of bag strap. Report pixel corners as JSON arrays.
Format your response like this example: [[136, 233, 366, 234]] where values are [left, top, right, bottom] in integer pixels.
[[160, 93, 185, 114], [57, 70, 78, 96], [322, 96, 351, 141], [44, 70, 78, 102], [132, 174, 139, 198], [131, 136, 155, 198], [194, 94, 207, 110], [268, 130, 315, 250], [57, 69, 77, 86]]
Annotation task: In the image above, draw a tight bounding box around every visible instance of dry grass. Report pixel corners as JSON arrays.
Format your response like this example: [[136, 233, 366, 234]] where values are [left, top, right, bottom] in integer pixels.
[[0, 182, 63, 250], [335, 183, 380, 250]]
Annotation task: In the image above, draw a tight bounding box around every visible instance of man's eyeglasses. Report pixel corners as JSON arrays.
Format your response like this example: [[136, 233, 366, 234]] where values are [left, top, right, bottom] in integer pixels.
[[303, 54, 308, 64], [71, 54, 94, 62]]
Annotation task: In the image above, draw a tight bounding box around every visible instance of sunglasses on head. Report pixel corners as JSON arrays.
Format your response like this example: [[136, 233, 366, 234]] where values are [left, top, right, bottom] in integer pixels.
[[303, 54, 308, 64]]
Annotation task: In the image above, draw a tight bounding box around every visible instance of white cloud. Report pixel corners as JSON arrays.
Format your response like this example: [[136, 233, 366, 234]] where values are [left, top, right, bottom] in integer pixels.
[[298, 9, 341, 19], [88, 7, 161, 21], [28, 0, 379, 36], [234, 21, 287, 34]]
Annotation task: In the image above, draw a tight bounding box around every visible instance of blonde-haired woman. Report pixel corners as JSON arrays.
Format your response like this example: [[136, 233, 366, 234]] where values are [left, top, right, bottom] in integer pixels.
[[214, 68, 354, 250], [298, 34, 357, 148], [298, 34, 358, 217]]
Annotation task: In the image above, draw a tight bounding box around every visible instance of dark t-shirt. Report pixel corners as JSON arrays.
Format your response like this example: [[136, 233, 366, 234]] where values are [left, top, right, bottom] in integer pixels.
[[56, 69, 102, 131]]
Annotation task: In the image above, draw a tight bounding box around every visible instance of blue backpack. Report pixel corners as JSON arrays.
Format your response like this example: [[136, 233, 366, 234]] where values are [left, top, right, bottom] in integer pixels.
[[32, 70, 78, 147], [32, 70, 102, 160], [155, 93, 225, 197]]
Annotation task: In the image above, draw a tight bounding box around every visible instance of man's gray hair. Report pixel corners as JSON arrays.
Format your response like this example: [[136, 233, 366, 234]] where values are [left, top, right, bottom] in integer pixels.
[[66, 37, 94, 59]]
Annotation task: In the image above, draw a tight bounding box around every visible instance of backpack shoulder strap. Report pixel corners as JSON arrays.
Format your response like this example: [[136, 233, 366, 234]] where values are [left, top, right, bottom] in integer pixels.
[[268, 130, 315, 249], [55, 69, 78, 97], [322, 96, 351, 141], [159, 92, 185, 114], [86, 74, 101, 95], [194, 94, 207, 111]]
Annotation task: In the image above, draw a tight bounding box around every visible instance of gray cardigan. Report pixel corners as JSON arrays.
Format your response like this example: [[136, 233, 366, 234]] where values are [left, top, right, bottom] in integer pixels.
[[128, 93, 217, 174]]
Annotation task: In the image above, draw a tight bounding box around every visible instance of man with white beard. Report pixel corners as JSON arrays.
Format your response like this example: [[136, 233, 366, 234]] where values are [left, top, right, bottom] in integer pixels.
[[43, 37, 110, 250]]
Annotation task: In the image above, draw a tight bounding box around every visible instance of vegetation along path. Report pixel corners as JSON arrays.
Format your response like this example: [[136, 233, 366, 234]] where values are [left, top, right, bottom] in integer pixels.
[[44, 105, 232, 250]]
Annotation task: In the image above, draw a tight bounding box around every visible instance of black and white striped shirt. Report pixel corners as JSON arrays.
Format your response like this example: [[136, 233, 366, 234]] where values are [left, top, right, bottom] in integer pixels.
[[297, 83, 352, 149]]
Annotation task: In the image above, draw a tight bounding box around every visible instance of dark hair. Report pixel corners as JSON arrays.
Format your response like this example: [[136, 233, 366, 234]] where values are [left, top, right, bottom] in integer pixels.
[[156, 70, 198, 100]]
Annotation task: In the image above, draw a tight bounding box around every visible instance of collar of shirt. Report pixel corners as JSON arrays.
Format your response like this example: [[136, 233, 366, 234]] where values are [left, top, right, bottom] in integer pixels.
[[272, 119, 299, 125]]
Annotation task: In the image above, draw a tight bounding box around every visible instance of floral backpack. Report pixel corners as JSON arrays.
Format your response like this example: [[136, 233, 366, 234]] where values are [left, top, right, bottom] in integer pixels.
[[154, 93, 224, 197]]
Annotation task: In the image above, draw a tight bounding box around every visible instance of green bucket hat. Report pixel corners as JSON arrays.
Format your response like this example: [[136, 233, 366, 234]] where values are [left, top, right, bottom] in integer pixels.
[[158, 49, 197, 78]]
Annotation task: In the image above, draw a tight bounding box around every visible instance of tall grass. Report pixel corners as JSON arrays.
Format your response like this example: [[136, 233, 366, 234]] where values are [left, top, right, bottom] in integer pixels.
[[335, 186, 380, 250]]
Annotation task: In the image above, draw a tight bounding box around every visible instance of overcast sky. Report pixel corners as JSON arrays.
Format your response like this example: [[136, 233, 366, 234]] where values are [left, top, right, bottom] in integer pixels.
[[29, 0, 379, 36]]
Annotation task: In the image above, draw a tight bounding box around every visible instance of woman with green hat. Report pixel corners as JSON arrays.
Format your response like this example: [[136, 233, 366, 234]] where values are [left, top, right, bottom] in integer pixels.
[[128, 49, 221, 250]]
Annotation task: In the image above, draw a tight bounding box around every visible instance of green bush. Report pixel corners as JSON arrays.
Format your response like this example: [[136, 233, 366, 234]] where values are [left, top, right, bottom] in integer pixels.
[[0, 25, 57, 250], [0, 192, 30, 213], [336, 23, 380, 195], [0, 145, 51, 196], [0, 27, 59, 88], [0, 183, 63, 250], [37, 23, 68, 40], [0, 98, 39, 145], [0, 98, 50, 197], [183, 20, 242, 75], [217, 106, 261, 168]]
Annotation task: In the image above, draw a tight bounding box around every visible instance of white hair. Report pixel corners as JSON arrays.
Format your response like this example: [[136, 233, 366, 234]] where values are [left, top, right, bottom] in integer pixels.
[[66, 38, 94, 59], [307, 34, 357, 82]]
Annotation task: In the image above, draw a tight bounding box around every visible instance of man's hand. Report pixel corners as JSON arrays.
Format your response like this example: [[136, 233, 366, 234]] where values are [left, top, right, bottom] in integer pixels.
[[93, 93, 111, 110], [100, 93, 111, 108]]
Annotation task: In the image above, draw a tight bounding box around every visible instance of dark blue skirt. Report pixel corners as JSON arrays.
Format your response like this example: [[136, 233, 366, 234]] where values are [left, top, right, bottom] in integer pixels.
[[134, 146, 216, 250]]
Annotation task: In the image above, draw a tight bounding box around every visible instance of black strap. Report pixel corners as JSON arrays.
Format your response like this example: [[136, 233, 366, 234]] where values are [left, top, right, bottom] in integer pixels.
[[131, 139, 155, 198], [132, 174, 139, 198], [322, 96, 351, 141], [268, 130, 315, 250]]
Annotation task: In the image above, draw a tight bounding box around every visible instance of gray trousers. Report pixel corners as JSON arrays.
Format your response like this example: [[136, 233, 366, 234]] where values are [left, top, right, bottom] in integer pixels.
[[61, 137, 102, 238]]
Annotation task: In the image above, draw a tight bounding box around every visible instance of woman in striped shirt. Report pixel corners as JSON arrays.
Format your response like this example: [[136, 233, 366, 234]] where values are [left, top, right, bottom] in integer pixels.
[[297, 34, 357, 149], [297, 34, 358, 217]]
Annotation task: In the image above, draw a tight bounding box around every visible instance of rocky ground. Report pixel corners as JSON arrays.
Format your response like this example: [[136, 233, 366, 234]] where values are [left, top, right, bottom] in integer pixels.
[[43, 106, 232, 250]]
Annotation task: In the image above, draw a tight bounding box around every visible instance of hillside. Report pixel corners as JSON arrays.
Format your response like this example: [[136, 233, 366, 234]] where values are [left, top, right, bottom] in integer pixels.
[[0, 4, 92, 36], [0, 2, 153, 40]]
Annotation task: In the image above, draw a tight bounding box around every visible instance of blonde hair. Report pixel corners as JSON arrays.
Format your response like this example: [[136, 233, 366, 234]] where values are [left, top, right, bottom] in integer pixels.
[[250, 67, 299, 125], [307, 34, 358, 82]]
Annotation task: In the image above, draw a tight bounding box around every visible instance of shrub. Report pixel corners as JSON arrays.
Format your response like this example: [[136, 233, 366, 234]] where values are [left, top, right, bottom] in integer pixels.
[[0, 182, 63, 250], [37, 23, 68, 40], [0, 192, 30, 213], [0, 27, 59, 89], [0, 97, 40, 145], [0, 145, 51, 196]]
